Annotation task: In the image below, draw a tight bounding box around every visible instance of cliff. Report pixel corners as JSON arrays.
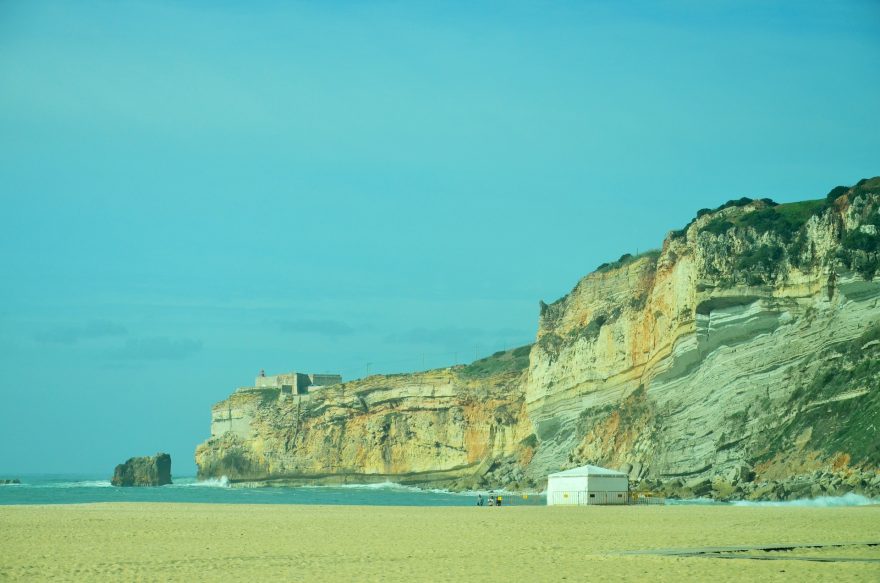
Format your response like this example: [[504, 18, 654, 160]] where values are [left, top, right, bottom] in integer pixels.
[[196, 178, 880, 499], [196, 355, 535, 490]]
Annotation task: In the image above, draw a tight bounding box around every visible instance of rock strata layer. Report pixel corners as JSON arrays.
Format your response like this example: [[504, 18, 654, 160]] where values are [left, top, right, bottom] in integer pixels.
[[112, 453, 172, 487], [196, 179, 880, 500]]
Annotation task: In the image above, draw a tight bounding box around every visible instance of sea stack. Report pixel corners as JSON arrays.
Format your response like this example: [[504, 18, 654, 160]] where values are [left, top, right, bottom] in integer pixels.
[[111, 453, 172, 487]]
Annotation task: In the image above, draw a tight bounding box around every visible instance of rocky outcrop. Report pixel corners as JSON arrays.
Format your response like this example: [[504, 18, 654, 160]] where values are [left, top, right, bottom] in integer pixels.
[[0, 479, 20, 485], [646, 467, 880, 502], [112, 453, 172, 487], [196, 178, 880, 500]]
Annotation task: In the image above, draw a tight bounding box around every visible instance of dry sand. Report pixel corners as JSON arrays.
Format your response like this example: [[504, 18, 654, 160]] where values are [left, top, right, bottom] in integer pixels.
[[1, 503, 879, 581]]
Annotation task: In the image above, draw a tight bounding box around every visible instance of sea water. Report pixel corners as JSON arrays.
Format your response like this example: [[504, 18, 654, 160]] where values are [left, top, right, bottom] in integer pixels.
[[0, 475, 546, 507], [1, 476, 874, 508]]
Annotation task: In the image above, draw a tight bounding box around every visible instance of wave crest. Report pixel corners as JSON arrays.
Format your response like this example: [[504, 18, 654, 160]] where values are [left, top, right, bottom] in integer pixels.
[[27, 480, 114, 489], [732, 492, 878, 507], [185, 476, 230, 488]]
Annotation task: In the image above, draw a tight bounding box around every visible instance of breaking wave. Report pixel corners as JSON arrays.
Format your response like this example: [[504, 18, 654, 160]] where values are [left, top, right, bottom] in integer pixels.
[[171, 476, 230, 488], [732, 493, 879, 507], [302, 482, 538, 497], [301, 481, 430, 493], [667, 497, 720, 506], [27, 480, 113, 489]]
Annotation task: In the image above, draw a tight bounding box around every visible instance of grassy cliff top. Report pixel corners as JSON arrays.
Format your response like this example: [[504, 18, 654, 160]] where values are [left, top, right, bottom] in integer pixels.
[[541, 177, 880, 311], [674, 177, 880, 240], [459, 345, 532, 379]]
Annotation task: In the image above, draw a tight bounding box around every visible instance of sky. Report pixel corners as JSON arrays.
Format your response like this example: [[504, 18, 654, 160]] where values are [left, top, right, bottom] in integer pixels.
[[1, 1, 878, 476]]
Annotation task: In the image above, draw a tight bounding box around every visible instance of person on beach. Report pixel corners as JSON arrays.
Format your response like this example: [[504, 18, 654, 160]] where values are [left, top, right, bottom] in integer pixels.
[[476, 494, 483, 506], [496, 495, 502, 507], [488, 492, 495, 506]]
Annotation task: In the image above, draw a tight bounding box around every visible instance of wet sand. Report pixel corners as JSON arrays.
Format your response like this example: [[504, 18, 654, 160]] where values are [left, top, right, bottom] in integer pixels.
[[1, 503, 878, 581]]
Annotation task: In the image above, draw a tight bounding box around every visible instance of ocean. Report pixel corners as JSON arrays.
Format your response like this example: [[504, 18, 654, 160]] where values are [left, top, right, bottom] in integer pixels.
[[2, 476, 876, 508], [0, 475, 545, 507]]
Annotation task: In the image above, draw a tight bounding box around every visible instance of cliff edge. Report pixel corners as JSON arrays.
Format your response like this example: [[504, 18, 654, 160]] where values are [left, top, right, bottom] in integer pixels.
[[196, 178, 880, 500]]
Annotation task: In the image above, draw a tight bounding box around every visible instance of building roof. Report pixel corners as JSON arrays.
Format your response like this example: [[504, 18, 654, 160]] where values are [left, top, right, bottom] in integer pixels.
[[548, 464, 628, 478]]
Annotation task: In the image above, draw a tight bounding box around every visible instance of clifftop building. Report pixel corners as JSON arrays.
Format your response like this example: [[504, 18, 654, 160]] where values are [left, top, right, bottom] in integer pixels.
[[214, 370, 343, 438], [253, 371, 342, 397]]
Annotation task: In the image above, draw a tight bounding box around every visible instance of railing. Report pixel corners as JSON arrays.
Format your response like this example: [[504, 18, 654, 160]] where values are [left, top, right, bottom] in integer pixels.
[[629, 492, 666, 505], [473, 493, 546, 507], [549, 491, 666, 506], [471, 491, 667, 507]]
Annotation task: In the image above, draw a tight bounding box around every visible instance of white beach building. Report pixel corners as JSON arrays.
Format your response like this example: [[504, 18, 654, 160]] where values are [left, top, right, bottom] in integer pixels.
[[546, 464, 630, 506]]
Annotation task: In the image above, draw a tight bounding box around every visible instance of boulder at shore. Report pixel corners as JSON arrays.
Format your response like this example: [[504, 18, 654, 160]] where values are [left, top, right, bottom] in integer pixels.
[[111, 453, 172, 487]]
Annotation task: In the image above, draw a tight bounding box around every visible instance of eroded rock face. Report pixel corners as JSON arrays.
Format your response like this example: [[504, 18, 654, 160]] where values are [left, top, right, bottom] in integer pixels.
[[195, 368, 535, 490], [112, 453, 172, 487], [525, 180, 880, 496], [195, 179, 880, 498]]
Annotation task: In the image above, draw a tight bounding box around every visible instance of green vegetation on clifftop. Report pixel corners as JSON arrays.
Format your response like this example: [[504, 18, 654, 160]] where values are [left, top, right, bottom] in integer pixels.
[[595, 249, 660, 273], [460, 345, 532, 379]]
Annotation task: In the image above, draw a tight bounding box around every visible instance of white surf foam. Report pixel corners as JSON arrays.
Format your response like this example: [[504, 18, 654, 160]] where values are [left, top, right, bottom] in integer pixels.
[[29, 480, 113, 489], [300, 481, 427, 493], [732, 492, 878, 507], [172, 476, 230, 488], [666, 497, 719, 506], [299, 482, 544, 498]]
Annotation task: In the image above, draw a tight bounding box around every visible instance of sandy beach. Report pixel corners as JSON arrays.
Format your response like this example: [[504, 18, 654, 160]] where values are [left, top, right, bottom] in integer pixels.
[[1, 503, 878, 581]]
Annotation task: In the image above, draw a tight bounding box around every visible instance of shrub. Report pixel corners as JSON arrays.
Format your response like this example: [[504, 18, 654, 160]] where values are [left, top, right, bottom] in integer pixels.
[[722, 197, 754, 209], [596, 249, 661, 272], [736, 200, 825, 240], [672, 198, 755, 239], [701, 217, 735, 235], [737, 244, 784, 272], [519, 434, 539, 448], [853, 177, 880, 193], [852, 255, 880, 280], [826, 185, 849, 202], [738, 207, 792, 235], [843, 231, 880, 253]]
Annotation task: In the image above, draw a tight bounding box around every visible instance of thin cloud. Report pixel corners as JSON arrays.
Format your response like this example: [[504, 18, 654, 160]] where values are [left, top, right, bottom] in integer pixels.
[[277, 319, 355, 337], [34, 320, 127, 345], [385, 326, 535, 353], [108, 337, 202, 361], [385, 327, 484, 345]]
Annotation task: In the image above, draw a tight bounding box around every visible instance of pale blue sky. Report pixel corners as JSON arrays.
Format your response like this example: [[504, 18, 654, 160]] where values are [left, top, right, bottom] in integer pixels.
[[1, 1, 878, 475]]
